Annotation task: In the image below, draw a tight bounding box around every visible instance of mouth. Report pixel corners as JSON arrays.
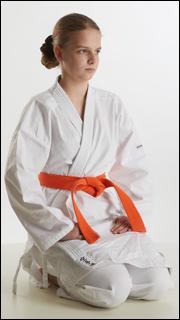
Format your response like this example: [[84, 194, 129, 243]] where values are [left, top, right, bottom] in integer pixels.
[[85, 68, 96, 71]]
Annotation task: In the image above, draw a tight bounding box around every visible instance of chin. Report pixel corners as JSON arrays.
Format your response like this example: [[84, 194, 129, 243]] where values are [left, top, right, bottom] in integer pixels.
[[82, 74, 95, 81], [75, 72, 95, 82], [86, 75, 94, 80]]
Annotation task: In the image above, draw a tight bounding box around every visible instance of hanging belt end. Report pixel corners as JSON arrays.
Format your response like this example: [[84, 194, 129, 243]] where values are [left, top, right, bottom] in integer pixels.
[[12, 281, 17, 295]]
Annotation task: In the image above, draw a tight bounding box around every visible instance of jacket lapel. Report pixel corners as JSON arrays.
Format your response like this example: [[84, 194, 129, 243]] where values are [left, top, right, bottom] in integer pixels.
[[68, 86, 95, 177], [51, 78, 95, 177]]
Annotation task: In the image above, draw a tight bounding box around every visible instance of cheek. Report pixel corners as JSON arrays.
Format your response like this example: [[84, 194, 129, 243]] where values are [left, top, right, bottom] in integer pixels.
[[67, 55, 86, 69], [76, 55, 87, 66]]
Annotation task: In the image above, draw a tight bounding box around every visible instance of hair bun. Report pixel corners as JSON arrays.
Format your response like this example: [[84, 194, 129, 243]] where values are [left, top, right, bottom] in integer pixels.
[[40, 35, 54, 57], [45, 35, 53, 44], [40, 34, 59, 69]]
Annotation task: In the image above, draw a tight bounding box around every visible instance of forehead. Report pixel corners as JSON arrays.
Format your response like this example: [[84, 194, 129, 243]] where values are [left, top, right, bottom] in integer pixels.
[[67, 29, 101, 48]]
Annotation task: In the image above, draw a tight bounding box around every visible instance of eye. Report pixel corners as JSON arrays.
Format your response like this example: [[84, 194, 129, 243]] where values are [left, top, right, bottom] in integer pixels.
[[78, 49, 89, 54]]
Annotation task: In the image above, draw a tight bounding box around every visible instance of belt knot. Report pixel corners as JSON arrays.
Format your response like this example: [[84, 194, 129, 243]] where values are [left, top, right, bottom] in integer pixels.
[[72, 176, 105, 197]]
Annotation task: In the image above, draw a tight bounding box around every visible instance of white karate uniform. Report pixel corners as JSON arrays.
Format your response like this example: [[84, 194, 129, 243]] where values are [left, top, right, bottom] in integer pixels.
[[5, 76, 174, 308]]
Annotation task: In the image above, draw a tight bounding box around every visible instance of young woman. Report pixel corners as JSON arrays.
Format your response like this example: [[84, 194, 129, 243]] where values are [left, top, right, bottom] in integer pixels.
[[5, 13, 174, 308]]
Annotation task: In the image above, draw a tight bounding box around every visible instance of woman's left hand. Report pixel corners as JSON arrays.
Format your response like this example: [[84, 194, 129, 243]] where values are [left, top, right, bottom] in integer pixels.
[[111, 216, 132, 234]]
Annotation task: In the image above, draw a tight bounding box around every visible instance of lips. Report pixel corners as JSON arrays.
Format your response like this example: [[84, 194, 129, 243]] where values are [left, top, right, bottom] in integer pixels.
[[85, 68, 95, 71]]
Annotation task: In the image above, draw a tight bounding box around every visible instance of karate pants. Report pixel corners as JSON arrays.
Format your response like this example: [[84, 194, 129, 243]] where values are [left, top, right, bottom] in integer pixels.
[[30, 246, 174, 309]]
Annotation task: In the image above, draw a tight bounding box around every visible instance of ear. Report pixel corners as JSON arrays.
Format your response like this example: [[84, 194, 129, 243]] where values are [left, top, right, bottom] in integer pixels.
[[53, 45, 63, 62]]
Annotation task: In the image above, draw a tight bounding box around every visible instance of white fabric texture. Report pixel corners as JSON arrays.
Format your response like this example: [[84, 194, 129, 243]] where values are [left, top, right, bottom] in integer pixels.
[[29, 242, 174, 308], [61, 265, 174, 308], [5, 76, 174, 306]]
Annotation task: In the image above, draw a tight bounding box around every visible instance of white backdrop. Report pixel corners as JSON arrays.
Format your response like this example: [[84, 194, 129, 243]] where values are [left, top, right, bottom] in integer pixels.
[[2, 1, 179, 244]]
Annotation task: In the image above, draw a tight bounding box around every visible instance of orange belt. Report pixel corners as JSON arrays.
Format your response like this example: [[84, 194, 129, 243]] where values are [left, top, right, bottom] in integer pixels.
[[38, 172, 146, 244]]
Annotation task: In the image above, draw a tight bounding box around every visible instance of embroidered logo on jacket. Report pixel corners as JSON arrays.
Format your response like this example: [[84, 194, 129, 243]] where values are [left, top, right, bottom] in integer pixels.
[[80, 256, 96, 266], [136, 144, 143, 149]]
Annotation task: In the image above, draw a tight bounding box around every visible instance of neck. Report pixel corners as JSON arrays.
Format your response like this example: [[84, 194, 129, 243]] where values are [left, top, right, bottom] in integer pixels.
[[59, 74, 88, 100]]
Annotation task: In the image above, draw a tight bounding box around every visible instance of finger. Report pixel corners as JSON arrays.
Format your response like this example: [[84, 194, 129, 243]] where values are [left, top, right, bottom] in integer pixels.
[[118, 216, 128, 222], [111, 223, 129, 233], [111, 225, 119, 232], [114, 217, 126, 225], [118, 226, 129, 234], [111, 222, 125, 230], [112, 225, 129, 234], [114, 217, 121, 224], [112, 216, 129, 226], [111, 224, 123, 233], [111, 226, 121, 233]]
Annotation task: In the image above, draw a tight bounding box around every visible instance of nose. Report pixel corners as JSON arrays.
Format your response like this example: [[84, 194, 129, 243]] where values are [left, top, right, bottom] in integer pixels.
[[88, 51, 97, 65]]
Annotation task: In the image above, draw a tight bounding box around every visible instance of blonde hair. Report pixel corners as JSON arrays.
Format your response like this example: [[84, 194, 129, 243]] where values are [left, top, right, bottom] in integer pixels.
[[40, 13, 101, 69]]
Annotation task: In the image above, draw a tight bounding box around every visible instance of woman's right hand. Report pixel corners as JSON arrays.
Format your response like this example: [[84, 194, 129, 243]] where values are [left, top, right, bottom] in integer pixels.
[[60, 223, 85, 241]]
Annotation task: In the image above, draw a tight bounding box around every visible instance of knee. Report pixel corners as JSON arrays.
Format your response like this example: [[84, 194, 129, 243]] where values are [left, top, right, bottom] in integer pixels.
[[105, 276, 132, 308], [143, 269, 174, 301], [77, 277, 132, 308], [90, 274, 132, 308], [71, 277, 132, 308], [74, 264, 133, 308], [95, 266, 133, 308]]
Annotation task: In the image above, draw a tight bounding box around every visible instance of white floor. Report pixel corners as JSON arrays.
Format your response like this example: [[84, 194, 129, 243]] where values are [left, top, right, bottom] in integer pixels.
[[1, 242, 179, 319]]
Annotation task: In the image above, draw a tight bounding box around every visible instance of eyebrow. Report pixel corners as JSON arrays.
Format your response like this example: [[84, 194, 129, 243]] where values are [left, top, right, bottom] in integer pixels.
[[75, 46, 102, 50]]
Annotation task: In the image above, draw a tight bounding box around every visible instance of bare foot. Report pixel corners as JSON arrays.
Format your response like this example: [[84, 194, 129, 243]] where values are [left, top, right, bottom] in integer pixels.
[[39, 268, 59, 287]]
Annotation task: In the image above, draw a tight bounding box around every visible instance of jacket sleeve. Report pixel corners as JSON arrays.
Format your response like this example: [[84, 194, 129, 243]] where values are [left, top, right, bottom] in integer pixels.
[[108, 97, 153, 230], [4, 98, 74, 252]]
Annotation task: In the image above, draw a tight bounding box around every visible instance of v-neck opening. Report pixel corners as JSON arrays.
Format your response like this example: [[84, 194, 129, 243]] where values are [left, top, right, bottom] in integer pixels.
[[56, 75, 90, 126], [50, 75, 95, 177]]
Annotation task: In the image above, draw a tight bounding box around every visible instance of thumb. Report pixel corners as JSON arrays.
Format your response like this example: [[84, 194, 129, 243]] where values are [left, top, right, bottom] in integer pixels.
[[114, 217, 120, 224], [78, 234, 84, 240]]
